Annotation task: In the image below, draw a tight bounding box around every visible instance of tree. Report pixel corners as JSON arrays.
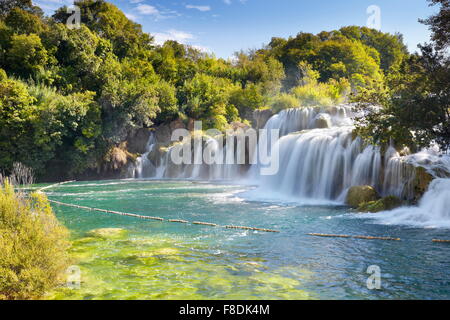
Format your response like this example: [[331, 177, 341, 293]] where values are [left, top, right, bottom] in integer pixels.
[[420, 0, 450, 49], [53, 0, 154, 59], [339, 26, 408, 72], [6, 34, 48, 78], [0, 78, 37, 172], [180, 73, 238, 130], [229, 84, 264, 119], [5, 7, 46, 35], [353, 0, 450, 152], [0, 0, 32, 17]]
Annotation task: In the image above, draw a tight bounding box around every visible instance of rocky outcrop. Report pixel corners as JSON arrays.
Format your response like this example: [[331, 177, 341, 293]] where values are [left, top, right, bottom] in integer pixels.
[[154, 119, 189, 146], [102, 142, 136, 174], [346, 185, 380, 208], [357, 196, 403, 213], [230, 121, 251, 132], [412, 166, 434, 202], [253, 109, 273, 130], [314, 113, 331, 129], [127, 128, 153, 154]]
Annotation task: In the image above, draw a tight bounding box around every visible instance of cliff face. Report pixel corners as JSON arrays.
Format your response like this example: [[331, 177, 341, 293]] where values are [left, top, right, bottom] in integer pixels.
[[253, 109, 273, 130], [412, 166, 434, 203]]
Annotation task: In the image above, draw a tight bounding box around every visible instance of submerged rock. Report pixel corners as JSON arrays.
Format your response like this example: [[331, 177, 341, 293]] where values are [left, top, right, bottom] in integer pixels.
[[358, 196, 403, 213], [86, 228, 127, 239], [346, 185, 380, 208], [152, 248, 180, 256]]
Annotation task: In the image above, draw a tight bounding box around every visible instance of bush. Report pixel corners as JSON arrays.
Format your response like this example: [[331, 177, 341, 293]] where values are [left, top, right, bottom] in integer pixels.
[[291, 76, 349, 107], [0, 181, 70, 300], [270, 93, 299, 113]]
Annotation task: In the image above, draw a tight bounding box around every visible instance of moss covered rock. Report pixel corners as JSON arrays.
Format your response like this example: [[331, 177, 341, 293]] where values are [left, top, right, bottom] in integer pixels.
[[314, 113, 331, 129], [412, 166, 434, 201], [358, 196, 403, 213], [86, 228, 127, 239], [346, 185, 379, 208]]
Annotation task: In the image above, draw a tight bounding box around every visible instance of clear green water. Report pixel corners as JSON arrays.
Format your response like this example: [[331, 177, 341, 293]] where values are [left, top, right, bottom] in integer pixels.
[[44, 180, 450, 300]]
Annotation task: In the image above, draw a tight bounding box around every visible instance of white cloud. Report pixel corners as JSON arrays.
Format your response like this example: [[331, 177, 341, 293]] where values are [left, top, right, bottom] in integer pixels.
[[153, 29, 194, 45], [190, 45, 212, 53], [134, 4, 180, 20], [129, 0, 144, 3], [33, 0, 73, 11], [125, 13, 138, 22], [222, 0, 247, 4], [186, 5, 211, 12], [136, 4, 159, 15]]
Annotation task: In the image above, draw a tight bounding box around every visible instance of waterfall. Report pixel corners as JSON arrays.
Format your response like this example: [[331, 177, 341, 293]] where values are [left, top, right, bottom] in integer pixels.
[[132, 104, 420, 202], [158, 135, 247, 180], [132, 133, 156, 178], [365, 178, 450, 228], [256, 127, 384, 201], [263, 105, 353, 137], [382, 146, 416, 199]]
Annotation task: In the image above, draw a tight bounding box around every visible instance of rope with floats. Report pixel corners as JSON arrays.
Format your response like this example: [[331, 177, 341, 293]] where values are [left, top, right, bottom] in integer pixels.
[[40, 181, 450, 241], [47, 199, 280, 233]]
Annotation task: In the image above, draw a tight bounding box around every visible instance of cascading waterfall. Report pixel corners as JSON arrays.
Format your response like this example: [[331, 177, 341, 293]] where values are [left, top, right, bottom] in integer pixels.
[[251, 105, 414, 201], [257, 127, 384, 201], [131, 104, 433, 203], [263, 105, 353, 137]]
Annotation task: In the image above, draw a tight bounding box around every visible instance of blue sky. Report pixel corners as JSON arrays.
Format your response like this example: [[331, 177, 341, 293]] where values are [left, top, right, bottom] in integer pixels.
[[34, 0, 438, 59]]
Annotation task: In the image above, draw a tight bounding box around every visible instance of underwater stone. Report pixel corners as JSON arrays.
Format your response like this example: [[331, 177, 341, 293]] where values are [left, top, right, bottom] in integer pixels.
[[86, 228, 127, 239]]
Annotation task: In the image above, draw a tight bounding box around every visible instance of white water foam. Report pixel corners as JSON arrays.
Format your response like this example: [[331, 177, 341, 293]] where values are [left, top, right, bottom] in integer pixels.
[[363, 178, 450, 228]]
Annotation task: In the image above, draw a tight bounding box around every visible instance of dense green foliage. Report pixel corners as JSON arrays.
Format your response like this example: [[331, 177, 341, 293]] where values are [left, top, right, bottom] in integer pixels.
[[3, 0, 439, 179], [0, 181, 70, 299], [353, 0, 450, 152]]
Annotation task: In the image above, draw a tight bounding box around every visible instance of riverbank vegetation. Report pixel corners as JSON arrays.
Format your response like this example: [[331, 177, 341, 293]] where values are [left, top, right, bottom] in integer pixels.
[[0, 0, 448, 180], [0, 176, 70, 299], [353, 0, 449, 152]]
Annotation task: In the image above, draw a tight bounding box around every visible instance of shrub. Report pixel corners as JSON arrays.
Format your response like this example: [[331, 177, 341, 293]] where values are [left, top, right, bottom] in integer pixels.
[[270, 93, 299, 113], [291, 78, 349, 107], [0, 181, 70, 300]]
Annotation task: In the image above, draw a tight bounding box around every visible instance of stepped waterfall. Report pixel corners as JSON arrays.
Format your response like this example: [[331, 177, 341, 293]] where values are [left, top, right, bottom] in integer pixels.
[[129, 104, 450, 221]]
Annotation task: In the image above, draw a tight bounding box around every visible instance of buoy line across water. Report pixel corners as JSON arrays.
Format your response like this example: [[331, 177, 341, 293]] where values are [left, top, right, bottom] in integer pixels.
[[41, 180, 450, 241]]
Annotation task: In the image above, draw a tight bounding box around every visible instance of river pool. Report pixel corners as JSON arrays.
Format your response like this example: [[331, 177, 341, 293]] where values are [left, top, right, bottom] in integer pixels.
[[45, 180, 450, 300]]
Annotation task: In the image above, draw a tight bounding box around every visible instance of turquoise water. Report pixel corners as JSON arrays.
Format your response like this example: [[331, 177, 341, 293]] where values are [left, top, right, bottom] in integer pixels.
[[46, 180, 450, 300]]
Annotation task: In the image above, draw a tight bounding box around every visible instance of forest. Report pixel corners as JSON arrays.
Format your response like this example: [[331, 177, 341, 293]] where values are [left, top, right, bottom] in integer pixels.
[[0, 0, 448, 181]]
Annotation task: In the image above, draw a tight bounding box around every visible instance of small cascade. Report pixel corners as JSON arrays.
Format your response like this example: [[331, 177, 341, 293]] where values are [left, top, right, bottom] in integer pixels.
[[367, 179, 450, 228], [133, 133, 156, 178], [158, 135, 248, 180], [382, 146, 416, 199], [263, 105, 353, 137]]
